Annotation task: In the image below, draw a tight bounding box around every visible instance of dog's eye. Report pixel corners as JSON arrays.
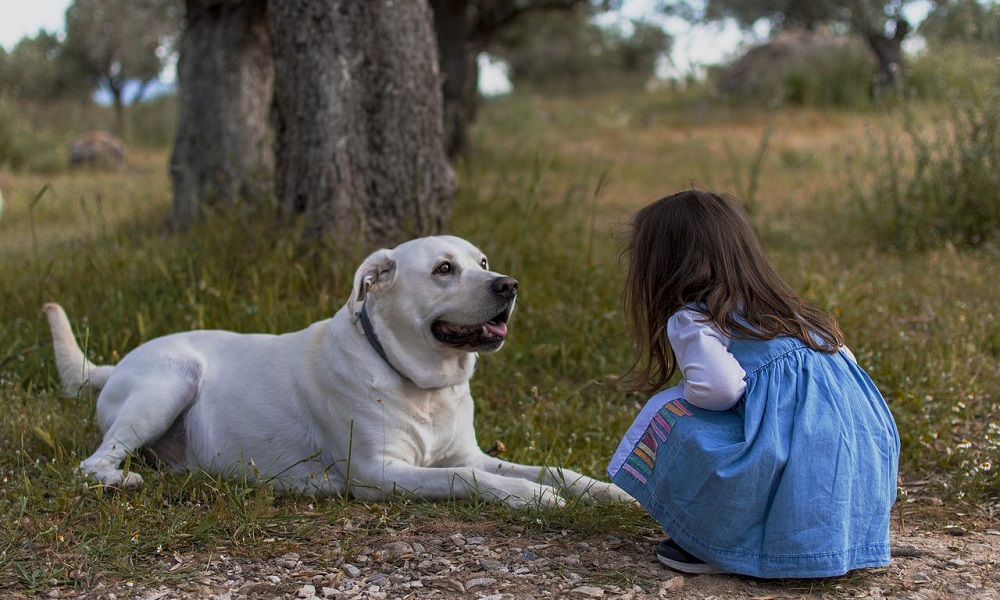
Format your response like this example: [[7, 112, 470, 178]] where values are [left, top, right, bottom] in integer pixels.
[[480, 258, 488, 269], [434, 261, 453, 275]]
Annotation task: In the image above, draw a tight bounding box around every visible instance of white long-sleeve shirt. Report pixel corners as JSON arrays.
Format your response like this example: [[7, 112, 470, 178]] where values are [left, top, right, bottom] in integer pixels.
[[667, 309, 747, 411]]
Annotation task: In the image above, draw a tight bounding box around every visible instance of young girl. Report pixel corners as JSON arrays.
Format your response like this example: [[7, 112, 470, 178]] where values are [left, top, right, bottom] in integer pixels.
[[608, 189, 899, 578]]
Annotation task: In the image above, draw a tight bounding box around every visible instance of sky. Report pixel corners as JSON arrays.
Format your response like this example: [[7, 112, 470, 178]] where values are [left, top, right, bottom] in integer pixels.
[[0, 0, 69, 50]]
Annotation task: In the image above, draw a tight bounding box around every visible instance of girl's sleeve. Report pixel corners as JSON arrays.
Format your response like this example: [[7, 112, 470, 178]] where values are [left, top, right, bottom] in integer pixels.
[[840, 344, 858, 363], [667, 309, 747, 411]]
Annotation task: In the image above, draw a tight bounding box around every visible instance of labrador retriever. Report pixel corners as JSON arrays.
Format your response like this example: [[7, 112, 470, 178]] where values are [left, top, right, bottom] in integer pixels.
[[45, 235, 629, 507]]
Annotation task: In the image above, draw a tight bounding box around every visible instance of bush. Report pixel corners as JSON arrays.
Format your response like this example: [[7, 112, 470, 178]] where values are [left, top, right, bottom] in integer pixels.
[[715, 29, 877, 109], [0, 96, 67, 173], [905, 42, 1000, 105], [851, 83, 1000, 250], [127, 94, 178, 149], [0, 96, 35, 169]]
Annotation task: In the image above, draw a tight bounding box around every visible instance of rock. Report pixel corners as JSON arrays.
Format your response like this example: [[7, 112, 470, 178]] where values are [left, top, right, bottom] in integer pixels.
[[659, 576, 684, 593], [569, 585, 605, 597], [297, 583, 316, 598], [382, 541, 413, 556], [68, 130, 126, 167], [341, 563, 362, 578], [465, 577, 497, 589]]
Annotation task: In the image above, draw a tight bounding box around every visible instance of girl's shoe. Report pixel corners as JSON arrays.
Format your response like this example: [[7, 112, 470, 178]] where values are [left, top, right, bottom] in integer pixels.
[[656, 539, 727, 574]]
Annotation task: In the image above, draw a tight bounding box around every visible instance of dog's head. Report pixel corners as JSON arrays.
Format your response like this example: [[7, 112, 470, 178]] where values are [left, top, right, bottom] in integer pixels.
[[348, 236, 517, 388]]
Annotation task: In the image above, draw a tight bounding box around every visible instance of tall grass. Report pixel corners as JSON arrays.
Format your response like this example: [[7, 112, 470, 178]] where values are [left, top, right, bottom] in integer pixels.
[[850, 87, 1000, 250]]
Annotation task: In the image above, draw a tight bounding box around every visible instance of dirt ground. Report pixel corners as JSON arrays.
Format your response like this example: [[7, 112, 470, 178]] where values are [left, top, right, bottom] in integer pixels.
[[26, 515, 999, 600]]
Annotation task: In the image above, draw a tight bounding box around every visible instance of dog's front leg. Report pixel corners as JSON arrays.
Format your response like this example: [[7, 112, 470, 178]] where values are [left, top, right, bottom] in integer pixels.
[[471, 454, 633, 503], [346, 461, 566, 508]]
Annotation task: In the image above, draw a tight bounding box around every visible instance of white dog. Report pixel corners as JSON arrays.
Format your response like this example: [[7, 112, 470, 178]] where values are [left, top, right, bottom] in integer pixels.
[[45, 235, 629, 507]]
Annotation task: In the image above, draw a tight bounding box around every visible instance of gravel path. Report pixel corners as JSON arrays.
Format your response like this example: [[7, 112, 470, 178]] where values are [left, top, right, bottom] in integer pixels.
[[35, 519, 999, 599]]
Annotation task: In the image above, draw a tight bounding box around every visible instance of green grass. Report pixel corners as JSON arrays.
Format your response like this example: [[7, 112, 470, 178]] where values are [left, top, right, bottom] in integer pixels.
[[2, 89, 999, 593]]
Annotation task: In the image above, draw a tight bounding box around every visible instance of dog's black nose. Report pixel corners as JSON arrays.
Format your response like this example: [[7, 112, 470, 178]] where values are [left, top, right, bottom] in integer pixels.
[[491, 276, 518, 300]]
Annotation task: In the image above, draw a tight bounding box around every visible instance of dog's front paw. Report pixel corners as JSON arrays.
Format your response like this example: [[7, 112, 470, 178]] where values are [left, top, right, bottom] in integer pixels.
[[501, 484, 566, 509], [564, 478, 636, 504], [583, 481, 636, 504], [536, 485, 567, 508], [78, 460, 144, 490]]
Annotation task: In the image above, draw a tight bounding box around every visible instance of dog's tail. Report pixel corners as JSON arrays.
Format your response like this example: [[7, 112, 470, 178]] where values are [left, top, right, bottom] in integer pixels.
[[43, 303, 114, 396]]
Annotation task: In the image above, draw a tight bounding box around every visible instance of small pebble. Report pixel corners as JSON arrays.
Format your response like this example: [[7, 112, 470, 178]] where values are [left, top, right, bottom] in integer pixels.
[[342, 563, 362, 578], [465, 577, 497, 589]]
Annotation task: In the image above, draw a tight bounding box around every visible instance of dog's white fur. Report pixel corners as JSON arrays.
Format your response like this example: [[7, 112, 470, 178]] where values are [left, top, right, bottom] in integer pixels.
[[45, 235, 629, 507]]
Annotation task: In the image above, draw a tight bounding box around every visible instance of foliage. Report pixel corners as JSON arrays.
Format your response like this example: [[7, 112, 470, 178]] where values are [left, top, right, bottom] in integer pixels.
[[125, 94, 179, 149], [666, 0, 839, 29], [0, 32, 91, 102], [0, 98, 81, 174], [665, 0, 916, 32], [850, 87, 1000, 251], [905, 41, 1000, 104], [0, 97, 31, 170], [918, 0, 1000, 44], [490, 6, 671, 92]]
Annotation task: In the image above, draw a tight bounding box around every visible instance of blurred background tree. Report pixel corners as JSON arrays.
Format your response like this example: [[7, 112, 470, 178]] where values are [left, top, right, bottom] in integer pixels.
[[664, 0, 921, 91], [491, 5, 670, 93], [63, 0, 181, 135], [430, 0, 627, 158], [0, 31, 90, 102]]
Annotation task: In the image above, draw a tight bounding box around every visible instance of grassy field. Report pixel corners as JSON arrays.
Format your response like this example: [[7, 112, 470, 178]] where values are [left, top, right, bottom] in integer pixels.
[[1, 90, 998, 593]]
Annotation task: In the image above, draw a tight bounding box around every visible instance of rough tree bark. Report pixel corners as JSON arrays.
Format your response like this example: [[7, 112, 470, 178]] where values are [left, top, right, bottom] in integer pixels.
[[168, 0, 274, 229], [267, 0, 456, 245]]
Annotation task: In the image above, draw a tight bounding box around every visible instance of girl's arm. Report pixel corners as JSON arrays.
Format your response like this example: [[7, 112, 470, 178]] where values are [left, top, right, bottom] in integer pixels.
[[667, 309, 746, 411]]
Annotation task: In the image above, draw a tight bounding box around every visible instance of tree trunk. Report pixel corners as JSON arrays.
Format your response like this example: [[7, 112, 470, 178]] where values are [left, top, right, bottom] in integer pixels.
[[105, 76, 126, 137], [861, 19, 910, 91], [268, 0, 455, 245], [430, 0, 480, 159], [168, 0, 274, 230]]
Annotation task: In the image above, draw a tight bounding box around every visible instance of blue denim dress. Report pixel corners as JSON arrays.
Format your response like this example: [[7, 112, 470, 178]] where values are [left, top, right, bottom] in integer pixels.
[[609, 334, 900, 578]]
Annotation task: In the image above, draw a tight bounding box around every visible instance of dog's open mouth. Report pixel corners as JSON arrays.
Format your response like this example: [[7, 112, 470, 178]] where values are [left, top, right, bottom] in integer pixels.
[[432, 310, 511, 351]]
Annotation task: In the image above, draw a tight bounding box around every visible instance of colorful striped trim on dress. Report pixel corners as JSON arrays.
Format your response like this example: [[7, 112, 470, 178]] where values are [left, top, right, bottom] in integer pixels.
[[620, 398, 693, 485]]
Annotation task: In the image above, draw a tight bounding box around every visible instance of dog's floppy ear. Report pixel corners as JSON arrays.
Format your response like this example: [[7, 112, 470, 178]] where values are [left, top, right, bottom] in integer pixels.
[[348, 248, 396, 315]]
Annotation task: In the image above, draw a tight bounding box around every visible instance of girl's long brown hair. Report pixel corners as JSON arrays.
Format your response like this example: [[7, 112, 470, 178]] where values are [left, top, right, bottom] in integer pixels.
[[619, 189, 845, 396]]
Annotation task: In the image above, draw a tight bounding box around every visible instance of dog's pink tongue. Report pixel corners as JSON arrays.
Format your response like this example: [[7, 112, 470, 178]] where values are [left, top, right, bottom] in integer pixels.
[[484, 322, 508, 337]]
